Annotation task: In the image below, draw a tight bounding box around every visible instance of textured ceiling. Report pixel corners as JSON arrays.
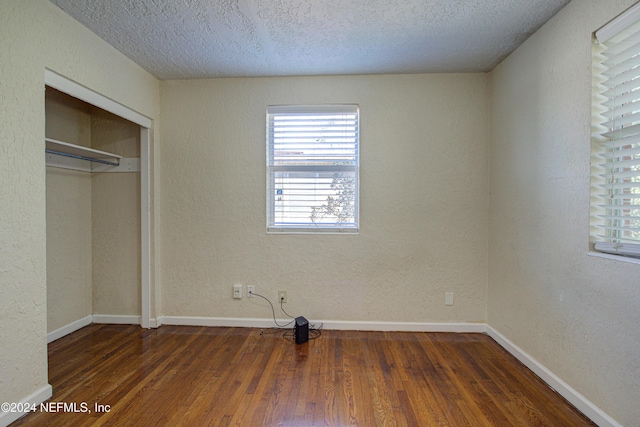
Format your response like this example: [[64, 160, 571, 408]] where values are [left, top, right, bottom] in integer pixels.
[[49, 0, 570, 80]]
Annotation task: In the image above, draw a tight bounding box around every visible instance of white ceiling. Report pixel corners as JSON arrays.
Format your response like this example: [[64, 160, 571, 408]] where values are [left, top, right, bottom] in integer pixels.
[[49, 0, 570, 80]]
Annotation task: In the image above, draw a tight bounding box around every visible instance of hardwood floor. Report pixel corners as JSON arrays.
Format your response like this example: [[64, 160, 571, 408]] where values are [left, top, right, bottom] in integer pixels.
[[13, 324, 595, 426]]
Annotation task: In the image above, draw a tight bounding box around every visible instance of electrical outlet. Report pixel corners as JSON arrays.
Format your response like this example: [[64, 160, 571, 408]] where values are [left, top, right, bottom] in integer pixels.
[[233, 284, 242, 299], [247, 285, 255, 297], [278, 290, 287, 303], [445, 292, 454, 306]]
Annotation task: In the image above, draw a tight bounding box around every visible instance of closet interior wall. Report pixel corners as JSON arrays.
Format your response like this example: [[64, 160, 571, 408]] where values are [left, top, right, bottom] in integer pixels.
[[45, 87, 141, 333]]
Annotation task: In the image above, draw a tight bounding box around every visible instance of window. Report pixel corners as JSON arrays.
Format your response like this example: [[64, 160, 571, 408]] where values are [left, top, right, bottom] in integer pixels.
[[591, 4, 640, 258], [267, 105, 359, 233]]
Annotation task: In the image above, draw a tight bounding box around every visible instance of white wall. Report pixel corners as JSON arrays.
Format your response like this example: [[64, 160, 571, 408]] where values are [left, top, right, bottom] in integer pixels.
[[159, 74, 490, 324], [488, 1, 640, 425], [0, 0, 159, 419]]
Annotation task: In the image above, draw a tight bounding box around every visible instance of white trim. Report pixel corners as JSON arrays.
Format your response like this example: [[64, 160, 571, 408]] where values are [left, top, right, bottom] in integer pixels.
[[591, 242, 640, 261], [595, 2, 640, 42], [588, 251, 640, 265], [91, 314, 141, 325], [47, 315, 92, 343], [315, 320, 486, 333], [486, 326, 622, 427], [157, 316, 486, 333], [267, 104, 360, 115], [159, 316, 293, 328], [0, 384, 52, 427], [47, 314, 157, 344], [140, 127, 151, 328], [44, 69, 152, 128]]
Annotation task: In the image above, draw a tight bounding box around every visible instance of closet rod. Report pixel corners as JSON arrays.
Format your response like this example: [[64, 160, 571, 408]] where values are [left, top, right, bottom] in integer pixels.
[[45, 149, 120, 166]]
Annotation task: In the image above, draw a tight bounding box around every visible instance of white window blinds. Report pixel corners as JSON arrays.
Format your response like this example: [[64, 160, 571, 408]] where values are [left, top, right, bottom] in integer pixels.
[[267, 105, 359, 233], [592, 5, 640, 258]]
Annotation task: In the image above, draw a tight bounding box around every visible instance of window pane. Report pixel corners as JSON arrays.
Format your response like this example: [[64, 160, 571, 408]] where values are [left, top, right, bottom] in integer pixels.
[[267, 105, 359, 233], [271, 170, 357, 227]]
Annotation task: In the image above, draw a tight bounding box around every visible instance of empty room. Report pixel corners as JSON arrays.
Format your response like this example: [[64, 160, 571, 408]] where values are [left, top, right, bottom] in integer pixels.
[[1, 0, 639, 426]]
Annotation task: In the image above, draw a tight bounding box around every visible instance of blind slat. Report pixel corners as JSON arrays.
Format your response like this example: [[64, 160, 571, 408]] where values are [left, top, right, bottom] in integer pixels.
[[598, 203, 640, 209], [598, 171, 640, 180], [600, 133, 640, 147], [602, 87, 640, 108], [601, 122, 640, 139], [602, 41, 640, 74], [600, 108, 640, 129], [601, 156, 640, 169]]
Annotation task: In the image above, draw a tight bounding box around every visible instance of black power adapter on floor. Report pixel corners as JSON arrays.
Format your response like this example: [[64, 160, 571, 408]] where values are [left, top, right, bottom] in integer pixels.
[[294, 316, 309, 344]]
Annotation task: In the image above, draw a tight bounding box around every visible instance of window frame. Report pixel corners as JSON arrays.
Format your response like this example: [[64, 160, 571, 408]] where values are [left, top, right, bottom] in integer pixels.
[[590, 4, 640, 260], [266, 104, 360, 234]]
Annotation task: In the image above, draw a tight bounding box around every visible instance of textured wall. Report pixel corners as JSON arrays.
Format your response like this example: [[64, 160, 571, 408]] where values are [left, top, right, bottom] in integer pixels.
[[488, 1, 640, 425], [159, 74, 489, 323], [46, 168, 93, 332], [91, 109, 141, 317], [45, 89, 93, 333], [92, 171, 141, 316], [45, 87, 92, 147], [91, 108, 141, 157], [0, 0, 158, 410]]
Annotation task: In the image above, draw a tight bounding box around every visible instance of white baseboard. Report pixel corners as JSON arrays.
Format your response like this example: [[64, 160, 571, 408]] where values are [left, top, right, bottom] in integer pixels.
[[148, 317, 159, 328], [158, 316, 293, 328], [313, 320, 487, 333], [0, 384, 52, 427], [47, 314, 143, 343], [46, 315, 485, 338], [157, 315, 487, 333], [91, 314, 141, 325], [486, 325, 621, 427], [47, 315, 92, 343]]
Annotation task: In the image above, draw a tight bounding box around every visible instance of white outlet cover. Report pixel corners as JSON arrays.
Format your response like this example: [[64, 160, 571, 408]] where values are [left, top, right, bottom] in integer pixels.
[[233, 284, 242, 299], [445, 292, 454, 306], [278, 290, 287, 303]]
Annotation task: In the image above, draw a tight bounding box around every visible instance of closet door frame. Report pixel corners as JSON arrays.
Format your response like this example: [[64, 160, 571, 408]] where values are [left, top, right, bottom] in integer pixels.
[[44, 69, 153, 329]]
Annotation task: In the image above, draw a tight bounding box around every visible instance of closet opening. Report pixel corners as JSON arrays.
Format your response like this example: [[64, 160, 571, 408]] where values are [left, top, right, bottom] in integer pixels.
[[44, 70, 152, 342]]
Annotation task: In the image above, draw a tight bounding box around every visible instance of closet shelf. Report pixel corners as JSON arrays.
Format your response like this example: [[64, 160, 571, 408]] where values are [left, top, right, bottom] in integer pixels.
[[45, 138, 122, 166]]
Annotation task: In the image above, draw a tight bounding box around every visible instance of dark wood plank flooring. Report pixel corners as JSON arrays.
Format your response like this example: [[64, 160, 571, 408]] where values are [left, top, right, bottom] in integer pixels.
[[13, 324, 595, 426]]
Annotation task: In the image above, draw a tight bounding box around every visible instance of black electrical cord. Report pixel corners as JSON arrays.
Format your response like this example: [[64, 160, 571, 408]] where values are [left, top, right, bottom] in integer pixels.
[[309, 323, 323, 340], [248, 290, 295, 328], [250, 290, 323, 342], [280, 298, 296, 319]]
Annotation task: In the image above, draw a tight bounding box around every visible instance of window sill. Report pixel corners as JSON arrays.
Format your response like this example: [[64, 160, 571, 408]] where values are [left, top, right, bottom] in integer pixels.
[[587, 251, 640, 265], [267, 230, 359, 235]]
